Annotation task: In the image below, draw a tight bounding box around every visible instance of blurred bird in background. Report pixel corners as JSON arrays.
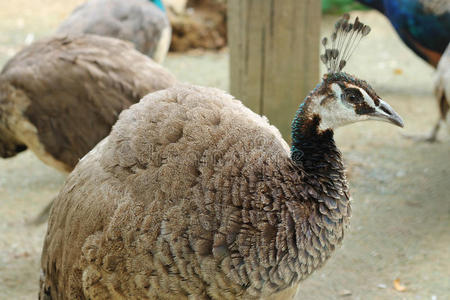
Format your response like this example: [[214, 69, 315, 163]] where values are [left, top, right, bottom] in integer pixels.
[[57, 0, 171, 63], [356, 0, 450, 68], [430, 43, 450, 142], [0, 34, 176, 173], [357, 0, 450, 141], [0, 34, 177, 224]]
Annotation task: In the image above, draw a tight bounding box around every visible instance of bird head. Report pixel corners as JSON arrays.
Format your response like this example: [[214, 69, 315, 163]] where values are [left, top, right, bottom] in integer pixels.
[[295, 14, 403, 134], [304, 72, 404, 131]]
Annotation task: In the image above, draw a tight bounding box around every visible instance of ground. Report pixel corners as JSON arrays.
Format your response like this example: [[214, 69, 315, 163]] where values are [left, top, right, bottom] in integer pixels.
[[0, 1, 449, 299]]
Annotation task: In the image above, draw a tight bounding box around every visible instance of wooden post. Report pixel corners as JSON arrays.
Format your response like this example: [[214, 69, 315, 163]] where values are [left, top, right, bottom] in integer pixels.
[[228, 0, 321, 139]]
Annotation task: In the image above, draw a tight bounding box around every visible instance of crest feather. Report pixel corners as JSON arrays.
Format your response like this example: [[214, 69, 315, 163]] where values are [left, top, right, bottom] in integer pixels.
[[321, 14, 371, 73]]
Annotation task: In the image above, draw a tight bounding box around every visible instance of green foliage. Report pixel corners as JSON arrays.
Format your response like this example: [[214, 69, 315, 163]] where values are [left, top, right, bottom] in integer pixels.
[[322, 0, 368, 14]]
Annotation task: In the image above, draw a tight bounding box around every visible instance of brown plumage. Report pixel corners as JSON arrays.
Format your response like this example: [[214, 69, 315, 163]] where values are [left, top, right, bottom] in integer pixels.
[[40, 85, 343, 299], [40, 82, 403, 299], [40, 16, 404, 299], [0, 34, 177, 172]]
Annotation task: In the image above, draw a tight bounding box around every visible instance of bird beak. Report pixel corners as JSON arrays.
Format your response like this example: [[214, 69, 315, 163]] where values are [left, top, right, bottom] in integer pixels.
[[369, 99, 404, 127]]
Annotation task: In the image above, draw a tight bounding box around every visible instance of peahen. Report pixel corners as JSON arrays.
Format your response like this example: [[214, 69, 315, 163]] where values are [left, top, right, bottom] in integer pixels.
[[0, 34, 176, 173], [356, 0, 450, 68], [57, 0, 171, 63], [40, 15, 404, 300]]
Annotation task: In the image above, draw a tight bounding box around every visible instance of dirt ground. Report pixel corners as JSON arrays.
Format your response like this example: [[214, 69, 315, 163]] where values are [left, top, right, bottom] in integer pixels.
[[0, 1, 449, 299]]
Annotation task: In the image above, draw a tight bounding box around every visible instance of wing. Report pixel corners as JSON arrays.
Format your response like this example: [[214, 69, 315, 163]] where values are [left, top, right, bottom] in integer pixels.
[[40, 85, 291, 299], [1, 35, 176, 170]]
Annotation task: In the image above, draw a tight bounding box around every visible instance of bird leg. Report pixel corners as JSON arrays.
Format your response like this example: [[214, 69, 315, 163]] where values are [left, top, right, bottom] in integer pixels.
[[401, 118, 442, 143], [402, 95, 449, 143]]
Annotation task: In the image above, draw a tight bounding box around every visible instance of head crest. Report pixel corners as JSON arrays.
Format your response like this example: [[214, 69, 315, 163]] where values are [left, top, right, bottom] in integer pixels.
[[320, 14, 371, 73]]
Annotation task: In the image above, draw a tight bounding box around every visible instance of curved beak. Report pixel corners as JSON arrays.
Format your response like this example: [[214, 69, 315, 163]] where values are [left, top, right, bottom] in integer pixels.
[[369, 99, 404, 127]]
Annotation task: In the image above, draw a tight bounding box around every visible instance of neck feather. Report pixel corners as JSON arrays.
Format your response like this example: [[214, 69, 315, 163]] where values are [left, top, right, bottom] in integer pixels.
[[291, 98, 341, 175], [234, 97, 351, 296]]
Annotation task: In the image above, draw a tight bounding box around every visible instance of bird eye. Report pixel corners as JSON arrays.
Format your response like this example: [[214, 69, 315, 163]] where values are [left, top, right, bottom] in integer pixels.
[[343, 88, 363, 104]]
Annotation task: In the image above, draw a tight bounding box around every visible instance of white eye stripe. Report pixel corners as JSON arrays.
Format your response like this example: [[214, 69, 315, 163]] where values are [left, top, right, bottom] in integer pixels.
[[331, 83, 343, 99], [357, 87, 375, 106], [343, 84, 374, 106]]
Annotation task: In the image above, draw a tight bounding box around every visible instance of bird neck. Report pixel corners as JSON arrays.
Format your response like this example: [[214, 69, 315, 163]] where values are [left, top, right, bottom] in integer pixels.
[[291, 99, 342, 177], [238, 99, 350, 293]]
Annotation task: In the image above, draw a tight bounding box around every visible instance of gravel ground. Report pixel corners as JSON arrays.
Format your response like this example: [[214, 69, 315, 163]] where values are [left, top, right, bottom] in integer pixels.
[[0, 2, 449, 300]]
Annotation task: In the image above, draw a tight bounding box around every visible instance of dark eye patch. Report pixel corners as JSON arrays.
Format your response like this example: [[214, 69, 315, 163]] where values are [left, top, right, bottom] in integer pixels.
[[342, 88, 364, 104], [341, 87, 375, 115]]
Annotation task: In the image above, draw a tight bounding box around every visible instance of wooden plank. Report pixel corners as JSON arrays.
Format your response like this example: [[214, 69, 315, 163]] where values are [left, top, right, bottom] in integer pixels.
[[228, 0, 321, 138]]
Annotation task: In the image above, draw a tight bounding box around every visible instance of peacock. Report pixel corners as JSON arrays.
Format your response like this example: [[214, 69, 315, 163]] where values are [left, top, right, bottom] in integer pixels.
[[39, 15, 404, 300], [0, 34, 176, 173], [57, 0, 171, 63], [356, 0, 450, 68]]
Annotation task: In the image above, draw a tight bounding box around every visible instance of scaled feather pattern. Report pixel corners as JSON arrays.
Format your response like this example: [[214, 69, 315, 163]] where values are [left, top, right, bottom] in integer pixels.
[[40, 85, 350, 299], [38, 14, 402, 300]]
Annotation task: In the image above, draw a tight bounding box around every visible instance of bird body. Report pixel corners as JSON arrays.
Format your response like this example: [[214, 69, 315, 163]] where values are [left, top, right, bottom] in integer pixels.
[[357, 0, 450, 67], [57, 0, 171, 63], [40, 84, 351, 299], [40, 16, 404, 299], [0, 34, 177, 172]]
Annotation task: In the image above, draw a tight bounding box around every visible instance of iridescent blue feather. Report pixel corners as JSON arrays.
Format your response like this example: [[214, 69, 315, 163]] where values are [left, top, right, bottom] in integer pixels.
[[357, 0, 450, 67], [150, 0, 166, 12]]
